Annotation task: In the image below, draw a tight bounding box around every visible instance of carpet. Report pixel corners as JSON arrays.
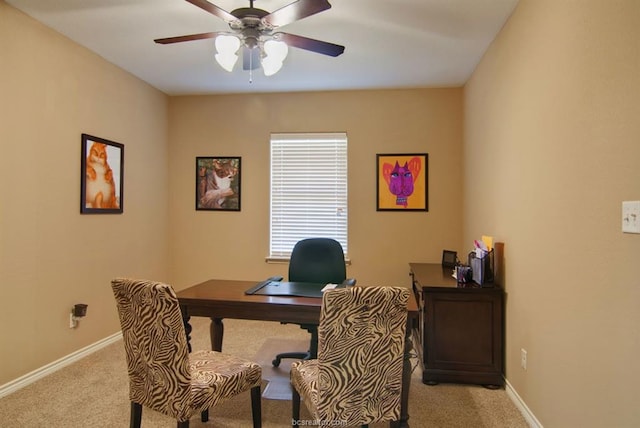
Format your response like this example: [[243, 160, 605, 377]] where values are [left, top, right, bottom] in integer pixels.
[[0, 317, 529, 427]]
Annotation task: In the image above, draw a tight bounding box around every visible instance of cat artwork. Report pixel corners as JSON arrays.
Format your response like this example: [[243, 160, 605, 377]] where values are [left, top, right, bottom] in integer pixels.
[[198, 158, 240, 210], [382, 156, 422, 208], [85, 142, 119, 209]]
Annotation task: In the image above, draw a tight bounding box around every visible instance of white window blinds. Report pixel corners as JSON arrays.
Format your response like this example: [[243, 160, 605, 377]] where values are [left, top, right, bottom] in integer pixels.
[[270, 133, 348, 259]]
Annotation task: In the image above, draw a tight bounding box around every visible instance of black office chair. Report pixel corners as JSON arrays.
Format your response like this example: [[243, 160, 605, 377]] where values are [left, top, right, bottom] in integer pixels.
[[272, 238, 355, 367]]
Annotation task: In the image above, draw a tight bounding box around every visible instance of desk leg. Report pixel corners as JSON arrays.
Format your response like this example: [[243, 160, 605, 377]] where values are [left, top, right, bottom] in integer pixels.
[[399, 318, 413, 428], [210, 317, 224, 352]]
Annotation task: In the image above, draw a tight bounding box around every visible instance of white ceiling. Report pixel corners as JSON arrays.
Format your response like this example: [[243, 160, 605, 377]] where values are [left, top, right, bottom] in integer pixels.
[[6, 0, 519, 95]]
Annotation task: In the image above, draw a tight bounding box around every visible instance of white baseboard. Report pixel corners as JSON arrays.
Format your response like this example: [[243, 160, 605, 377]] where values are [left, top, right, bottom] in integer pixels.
[[505, 378, 543, 428], [0, 332, 122, 399]]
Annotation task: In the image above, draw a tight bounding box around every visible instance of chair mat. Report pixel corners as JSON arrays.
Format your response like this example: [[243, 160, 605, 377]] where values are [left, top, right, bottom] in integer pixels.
[[252, 338, 308, 400]]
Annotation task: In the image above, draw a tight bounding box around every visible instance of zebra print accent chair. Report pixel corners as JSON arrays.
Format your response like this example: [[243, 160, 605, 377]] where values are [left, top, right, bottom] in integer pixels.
[[111, 278, 262, 428], [290, 286, 410, 428]]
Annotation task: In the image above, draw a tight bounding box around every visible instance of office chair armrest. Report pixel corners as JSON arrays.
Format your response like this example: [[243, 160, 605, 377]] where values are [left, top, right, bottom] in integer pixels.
[[342, 278, 356, 287]]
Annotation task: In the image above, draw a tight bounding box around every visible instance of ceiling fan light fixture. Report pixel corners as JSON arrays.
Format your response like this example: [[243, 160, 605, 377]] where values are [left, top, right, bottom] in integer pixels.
[[215, 34, 241, 54], [215, 34, 241, 72], [261, 55, 284, 76], [261, 40, 288, 76], [264, 39, 289, 62], [215, 52, 239, 72]]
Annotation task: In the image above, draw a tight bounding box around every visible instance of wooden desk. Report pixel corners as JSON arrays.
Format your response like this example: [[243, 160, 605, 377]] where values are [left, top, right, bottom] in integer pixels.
[[177, 279, 419, 428], [409, 263, 504, 388]]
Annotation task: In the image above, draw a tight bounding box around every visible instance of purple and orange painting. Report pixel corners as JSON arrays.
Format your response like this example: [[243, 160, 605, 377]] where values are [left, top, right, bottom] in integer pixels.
[[377, 153, 428, 211]]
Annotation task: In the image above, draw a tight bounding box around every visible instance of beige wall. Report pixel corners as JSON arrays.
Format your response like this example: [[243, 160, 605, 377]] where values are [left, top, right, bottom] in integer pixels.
[[1, 1, 463, 387], [167, 90, 464, 289], [0, 2, 170, 385], [465, 0, 640, 426]]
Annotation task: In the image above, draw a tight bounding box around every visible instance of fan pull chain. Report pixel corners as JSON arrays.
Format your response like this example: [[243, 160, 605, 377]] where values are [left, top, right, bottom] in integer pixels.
[[249, 48, 253, 83]]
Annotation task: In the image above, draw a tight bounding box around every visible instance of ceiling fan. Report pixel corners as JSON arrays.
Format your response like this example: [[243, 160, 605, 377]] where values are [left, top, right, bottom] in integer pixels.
[[155, 0, 345, 76]]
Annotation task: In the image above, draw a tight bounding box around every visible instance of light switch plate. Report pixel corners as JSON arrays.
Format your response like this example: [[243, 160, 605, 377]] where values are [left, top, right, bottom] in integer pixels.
[[622, 201, 640, 233]]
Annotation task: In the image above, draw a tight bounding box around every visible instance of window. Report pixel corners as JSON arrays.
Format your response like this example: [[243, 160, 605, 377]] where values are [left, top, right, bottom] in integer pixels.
[[269, 133, 348, 259]]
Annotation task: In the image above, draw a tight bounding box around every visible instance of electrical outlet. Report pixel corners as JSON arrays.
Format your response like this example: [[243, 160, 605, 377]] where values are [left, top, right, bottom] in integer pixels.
[[69, 312, 77, 329], [521, 348, 527, 370]]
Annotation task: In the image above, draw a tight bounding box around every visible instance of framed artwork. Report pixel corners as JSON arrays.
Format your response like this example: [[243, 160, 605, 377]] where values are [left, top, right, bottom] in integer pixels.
[[376, 153, 428, 211], [196, 156, 241, 211], [442, 250, 458, 268], [81, 133, 124, 214]]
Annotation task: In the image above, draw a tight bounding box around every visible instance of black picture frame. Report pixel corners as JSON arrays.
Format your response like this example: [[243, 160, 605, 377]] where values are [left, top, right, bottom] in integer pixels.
[[196, 156, 241, 211], [80, 134, 124, 214], [376, 153, 428, 211], [442, 250, 458, 268]]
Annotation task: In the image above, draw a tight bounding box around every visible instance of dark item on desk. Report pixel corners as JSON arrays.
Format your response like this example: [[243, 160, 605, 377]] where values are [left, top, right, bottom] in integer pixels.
[[244, 276, 283, 295], [455, 265, 472, 284], [110, 278, 262, 428], [272, 238, 355, 368], [468, 249, 494, 286], [291, 286, 409, 427], [246, 281, 340, 298], [441, 250, 458, 268]]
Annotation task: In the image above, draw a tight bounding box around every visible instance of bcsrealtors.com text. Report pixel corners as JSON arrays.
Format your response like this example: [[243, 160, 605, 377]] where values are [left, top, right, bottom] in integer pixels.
[[292, 419, 347, 426]]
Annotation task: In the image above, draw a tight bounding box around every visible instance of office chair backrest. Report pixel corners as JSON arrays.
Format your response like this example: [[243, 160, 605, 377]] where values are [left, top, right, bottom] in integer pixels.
[[288, 238, 347, 284], [316, 286, 409, 426], [111, 278, 193, 421]]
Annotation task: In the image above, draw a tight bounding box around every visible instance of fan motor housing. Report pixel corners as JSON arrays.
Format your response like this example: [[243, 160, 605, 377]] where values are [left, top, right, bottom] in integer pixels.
[[231, 7, 269, 19]]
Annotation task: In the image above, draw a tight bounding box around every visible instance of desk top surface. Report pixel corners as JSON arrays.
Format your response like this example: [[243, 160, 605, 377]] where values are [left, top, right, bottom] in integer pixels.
[[176, 278, 322, 306], [409, 262, 502, 290], [177, 278, 417, 313], [409, 263, 458, 287]]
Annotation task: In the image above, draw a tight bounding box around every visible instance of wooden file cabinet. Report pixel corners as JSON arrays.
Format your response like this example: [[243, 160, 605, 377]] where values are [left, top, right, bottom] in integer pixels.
[[410, 263, 504, 388]]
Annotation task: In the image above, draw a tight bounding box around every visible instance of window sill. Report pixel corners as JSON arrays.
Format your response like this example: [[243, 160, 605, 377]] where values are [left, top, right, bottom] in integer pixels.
[[265, 257, 351, 265]]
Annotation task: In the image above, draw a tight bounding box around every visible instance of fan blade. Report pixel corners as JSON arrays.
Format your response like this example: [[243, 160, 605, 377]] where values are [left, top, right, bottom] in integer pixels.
[[185, 0, 237, 23], [277, 32, 344, 57], [154, 32, 221, 44], [243, 47, 260, 70], [263, 0, 331, 28]]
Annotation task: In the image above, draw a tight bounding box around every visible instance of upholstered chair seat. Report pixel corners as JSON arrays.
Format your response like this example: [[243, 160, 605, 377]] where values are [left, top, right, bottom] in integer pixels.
[[290, 286, 409, 428], [187, 350, 262, 418], [111, 278, 262, 428]]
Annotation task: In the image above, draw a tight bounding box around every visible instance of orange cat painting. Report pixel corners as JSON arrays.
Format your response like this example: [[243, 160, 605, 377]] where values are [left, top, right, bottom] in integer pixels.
[[85, 141, 119, 209]]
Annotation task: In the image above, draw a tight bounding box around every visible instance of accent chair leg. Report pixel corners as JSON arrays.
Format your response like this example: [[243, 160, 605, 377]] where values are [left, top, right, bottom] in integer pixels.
[[130, 402, 142, 428], [201, 409, 209, 422], [251, 385, 262, 428], [308, 327, 319, 359], [292, 387, 301, 427], [177, 420, 189, 428]]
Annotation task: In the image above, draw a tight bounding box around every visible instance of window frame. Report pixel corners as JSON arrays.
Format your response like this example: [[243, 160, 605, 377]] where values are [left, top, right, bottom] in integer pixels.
[[268, 132, 348, 261]]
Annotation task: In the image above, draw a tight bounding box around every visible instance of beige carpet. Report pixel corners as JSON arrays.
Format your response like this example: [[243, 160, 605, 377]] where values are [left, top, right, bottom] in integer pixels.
[[0, 317, 528, 427]]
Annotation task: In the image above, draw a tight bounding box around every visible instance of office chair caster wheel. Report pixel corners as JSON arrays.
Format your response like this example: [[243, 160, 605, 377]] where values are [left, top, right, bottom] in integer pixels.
[[272, 358, 281, 367]]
